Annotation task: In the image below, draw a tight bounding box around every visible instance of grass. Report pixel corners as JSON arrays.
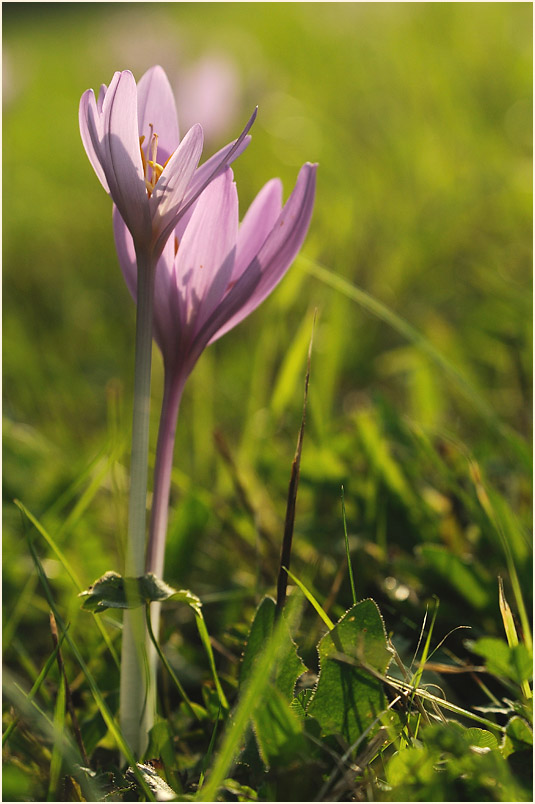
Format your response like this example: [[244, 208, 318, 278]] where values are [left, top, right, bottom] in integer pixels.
[[3, 2, 532, 801]]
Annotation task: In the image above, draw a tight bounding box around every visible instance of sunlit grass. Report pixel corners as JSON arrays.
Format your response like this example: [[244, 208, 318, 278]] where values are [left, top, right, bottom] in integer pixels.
[[3, 2, 532, 801]]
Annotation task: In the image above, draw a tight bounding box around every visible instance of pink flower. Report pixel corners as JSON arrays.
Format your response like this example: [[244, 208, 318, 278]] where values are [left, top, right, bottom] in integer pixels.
[[79, 65, 255, 259], [115, 162, 317, 391], [114, 161, 317, 578]]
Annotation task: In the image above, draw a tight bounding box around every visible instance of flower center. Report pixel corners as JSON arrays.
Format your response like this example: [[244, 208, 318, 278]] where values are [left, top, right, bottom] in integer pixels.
[[139, 125, 165, 197]]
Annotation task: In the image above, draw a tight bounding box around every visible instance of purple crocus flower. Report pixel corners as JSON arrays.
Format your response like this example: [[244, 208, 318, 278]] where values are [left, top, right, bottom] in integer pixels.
[[79, 65, 256, 754], [79, 65, 256, 260], [114, 161, 317, 581]]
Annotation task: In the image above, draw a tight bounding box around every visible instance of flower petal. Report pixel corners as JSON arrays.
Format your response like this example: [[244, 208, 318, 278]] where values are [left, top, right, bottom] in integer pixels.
[[136, 65, 180, 163], [81, 71, 151, 249], [149, 123, 204, 257], [101, 71, 151, 248], [181, 107, 257, 210], [233, 178, 282, 284], [207, 162, 317, 344], [174, 168, 238, 344], [79, 86, 110, 193]]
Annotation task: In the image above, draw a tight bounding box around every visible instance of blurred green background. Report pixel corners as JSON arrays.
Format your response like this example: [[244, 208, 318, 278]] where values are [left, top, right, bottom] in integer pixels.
[[3, 0, 532, 742]]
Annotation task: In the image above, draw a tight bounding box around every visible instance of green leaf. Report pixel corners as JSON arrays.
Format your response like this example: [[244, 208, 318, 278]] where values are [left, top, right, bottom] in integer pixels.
[[240, 596, 306, 700], [239, 597, 307, 769], [222, 779, 258, 802], [253, 686, 307, 768], [501, 716, 533, 759], [125, 763, 176, 801], [464, 728, 499, 751], [467, 637, 533, 685], [307, 599, 393, 744], [78, 571, 201, 615]]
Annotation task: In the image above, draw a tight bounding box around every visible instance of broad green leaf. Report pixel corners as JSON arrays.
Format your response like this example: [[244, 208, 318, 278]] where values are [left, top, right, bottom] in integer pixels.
[[239, 597, 307, 769], [125, 763, 176, 801], [467, 637, 533, 686], [222, 779, 258, 802], [386, 746, 435, 788], [240, 596, 306, 700], [464, 728, 499, 750], [501, 716, 533, 759], [307, 599, 393, 744], [78, 571, 201, 615], [253, 686, 307, 768]]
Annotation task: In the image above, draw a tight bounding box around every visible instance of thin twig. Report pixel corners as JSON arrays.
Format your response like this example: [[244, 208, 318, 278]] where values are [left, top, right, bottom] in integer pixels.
[[275, 311, 316, 617]]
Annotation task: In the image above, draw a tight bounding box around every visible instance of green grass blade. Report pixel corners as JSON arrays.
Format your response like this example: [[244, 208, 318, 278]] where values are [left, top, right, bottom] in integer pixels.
[[470, 467, 533, 655], [2, 633, 64, 746], [284, 567, 335, 631], [298, 255, 530, 467], [25, 534, 156, 801], [341, 486, 357, 605], [197, 706, 221, 789], [145, 605, 200, 722], [48, 676, 66, 801], [3, 673, 101, 802], [14, 499, 120, 670], [3, 571, 39, 647], [385, 675, 506, 733], [195, 612, 229, 710], [411, 598, 439, 690]]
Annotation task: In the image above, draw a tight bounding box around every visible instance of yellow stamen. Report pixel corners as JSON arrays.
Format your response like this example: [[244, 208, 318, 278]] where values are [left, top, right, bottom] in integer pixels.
[[139, 125, 166, 198]]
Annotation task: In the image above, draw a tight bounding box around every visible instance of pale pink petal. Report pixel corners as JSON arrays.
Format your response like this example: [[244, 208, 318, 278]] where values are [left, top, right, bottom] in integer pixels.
[[112, 205, 137, 301], [149, 123, 204, 257], [233, 178, 282, 283], [207, 162, 317, 344], [174, 168, 238, 340], [136, 65, 180, 163], [79, 88, 109, 192], [97, 83, 107, 112], [101, 71, 151, 247], [181, 107, 257, 209], [81, 71, 151, 249]]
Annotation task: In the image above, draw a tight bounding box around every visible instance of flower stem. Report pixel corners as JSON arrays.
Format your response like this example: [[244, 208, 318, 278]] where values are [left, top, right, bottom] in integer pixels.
[[119, 247, 155, 758], [146, 369, 186, 579], [144, 368, 185, 706]]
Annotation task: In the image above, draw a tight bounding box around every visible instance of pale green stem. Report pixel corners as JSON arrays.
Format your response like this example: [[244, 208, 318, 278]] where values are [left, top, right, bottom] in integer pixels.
[[145, 367, 186, 713], [119, 247, 155, 758]]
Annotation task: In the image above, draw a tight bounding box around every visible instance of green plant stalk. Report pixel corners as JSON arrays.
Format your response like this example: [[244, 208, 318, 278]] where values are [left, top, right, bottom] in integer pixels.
[[119, 248, 156, 757], [194, 613, 229, 710], [144, 604, 199, 721], [341, 486, 357, 605]]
